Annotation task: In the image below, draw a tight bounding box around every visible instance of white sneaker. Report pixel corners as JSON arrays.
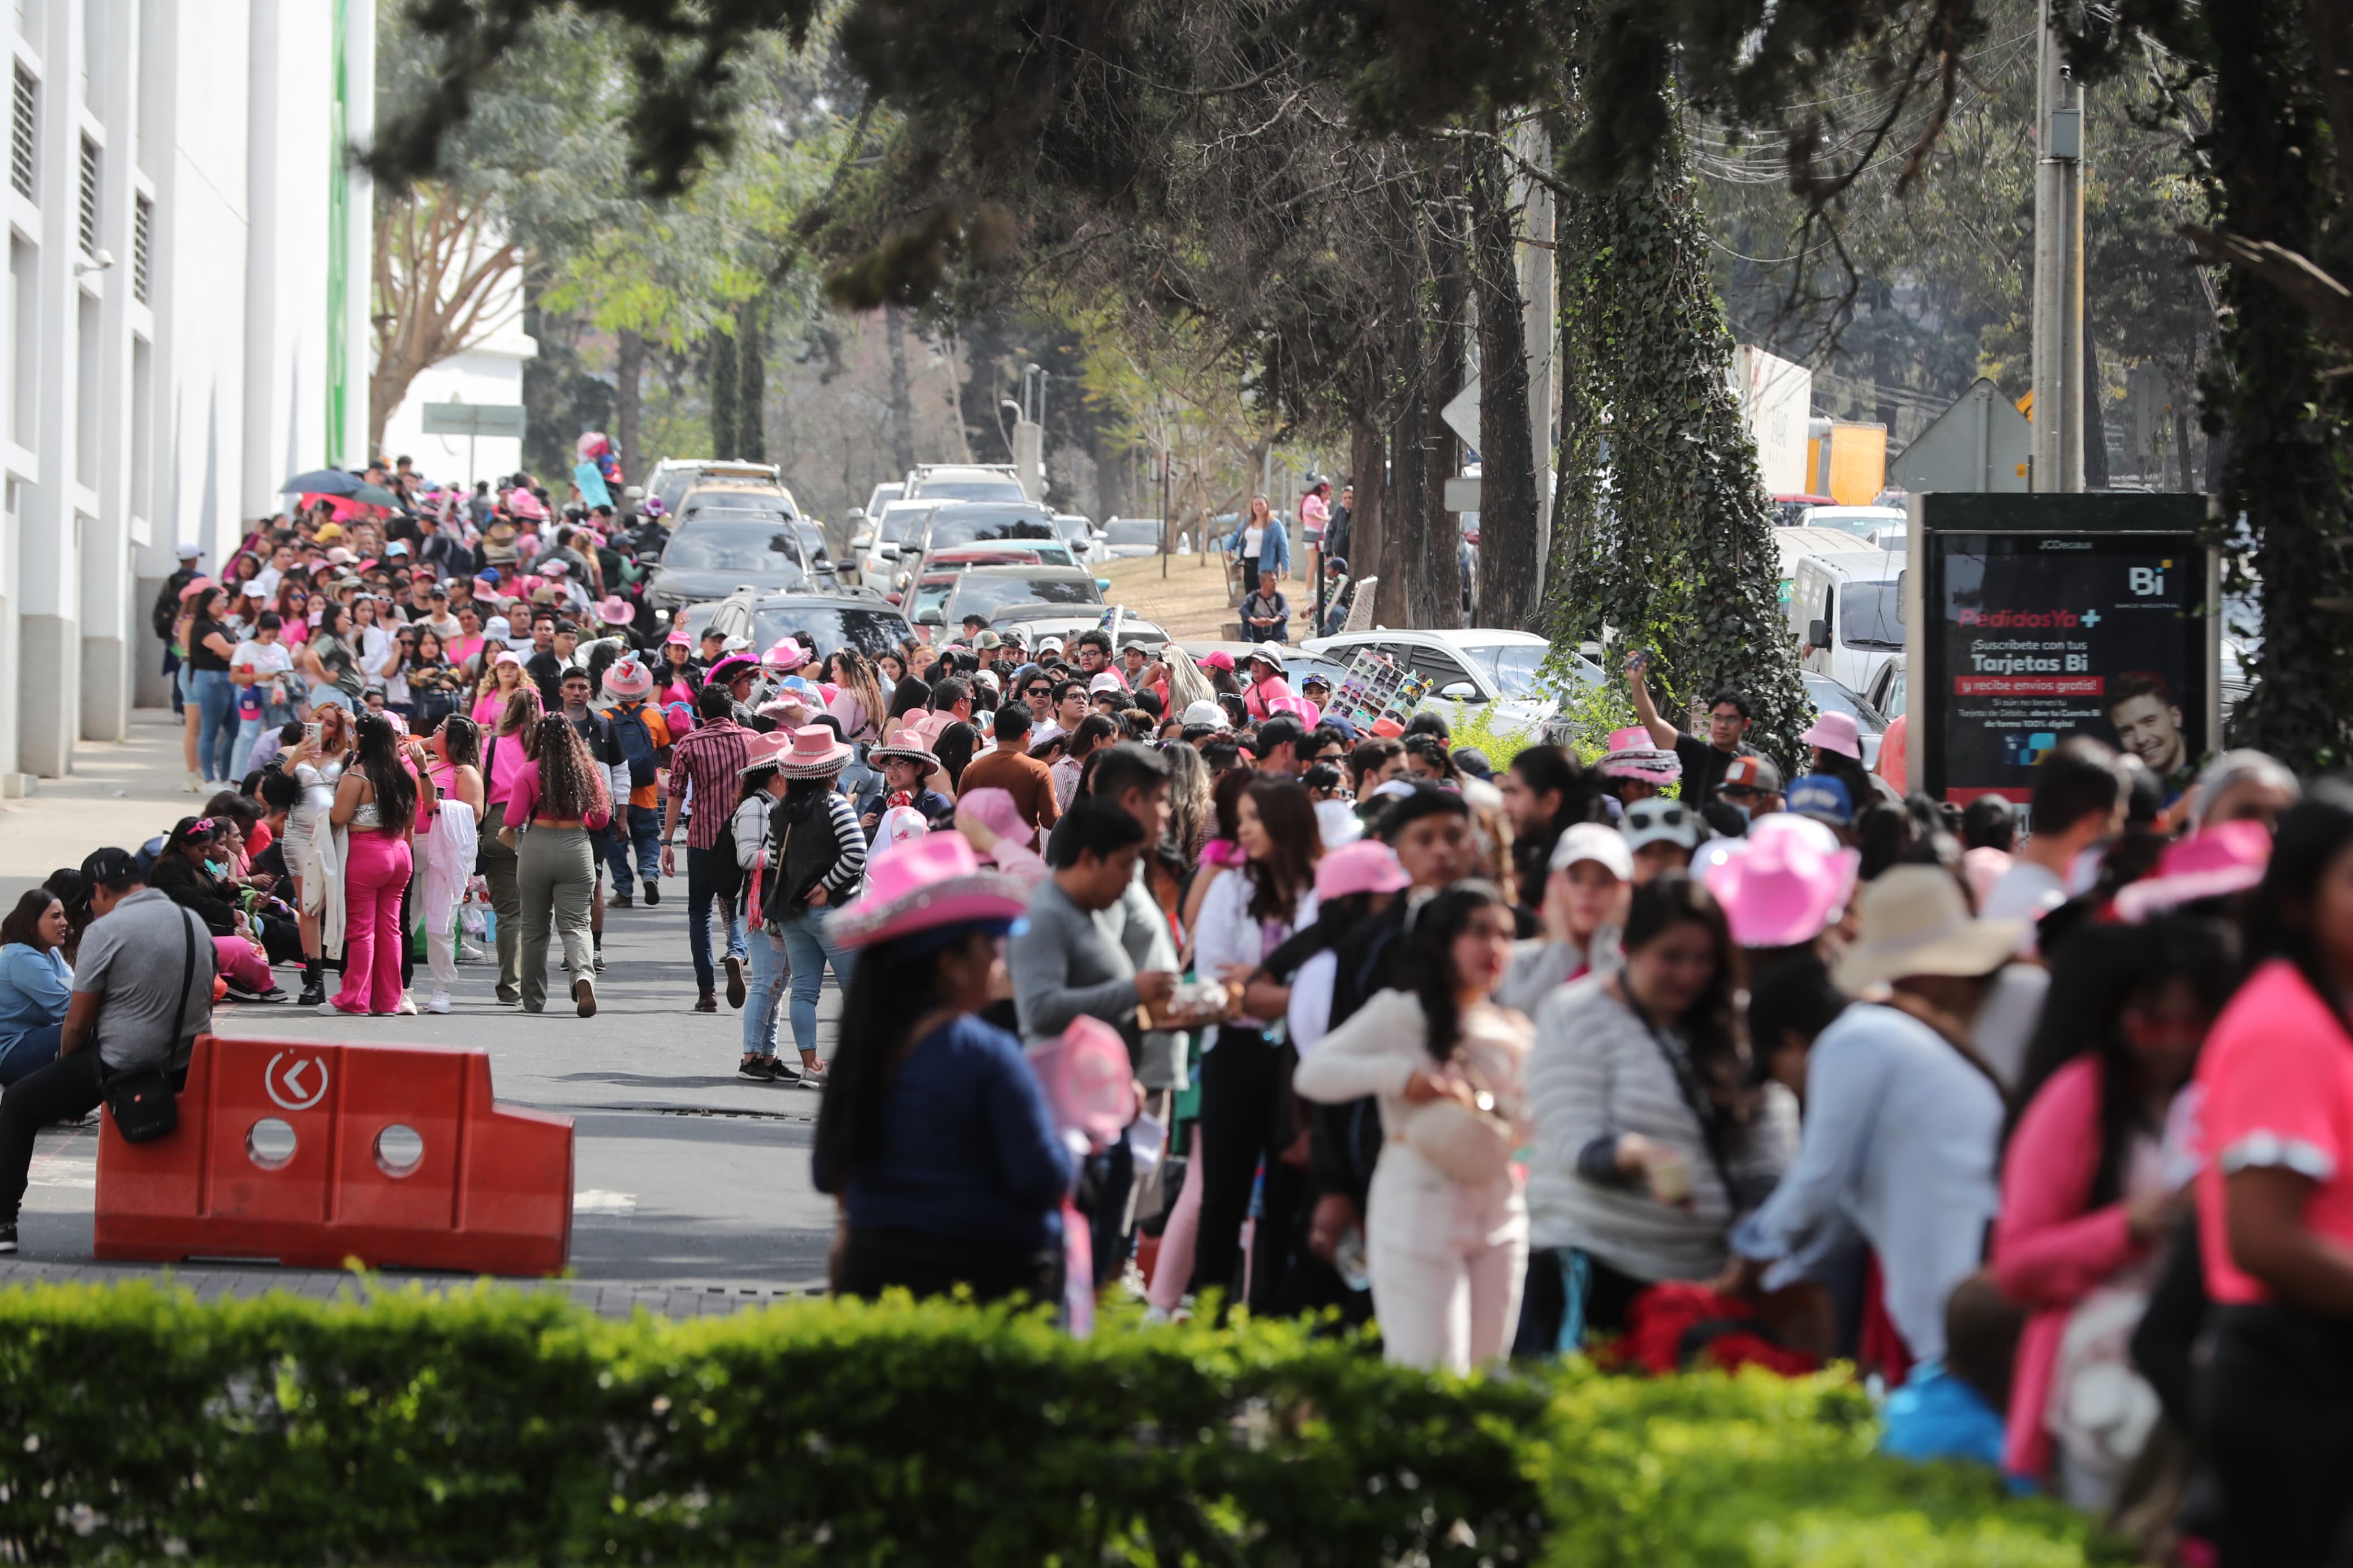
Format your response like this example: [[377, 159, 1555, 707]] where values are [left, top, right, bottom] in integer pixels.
[[184, 771, 204, 794], [1141, 1304, 1172, 1325], [395, 991, 420, 1016], [425, 991, 451, 1014]]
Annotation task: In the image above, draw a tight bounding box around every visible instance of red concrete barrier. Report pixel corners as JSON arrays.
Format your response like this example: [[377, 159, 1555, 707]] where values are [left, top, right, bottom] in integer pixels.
[[94, 1034, 573, 1275]]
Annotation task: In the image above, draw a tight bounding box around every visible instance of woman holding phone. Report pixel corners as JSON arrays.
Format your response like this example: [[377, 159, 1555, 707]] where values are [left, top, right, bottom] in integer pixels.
[[279, 703, 355, 1007]]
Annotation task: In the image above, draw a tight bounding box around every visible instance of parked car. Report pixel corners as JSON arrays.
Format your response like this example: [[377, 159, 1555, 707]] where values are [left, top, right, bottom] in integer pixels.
[[1053, 512, 1102, 561], [1303, 628, 1604, 738], [1787, 546, 1906, 697], [1097, 517, 1165, 559], [994, 611, 1171, 653], [1797, 504, 1907, 543], [907, 535, 1079, 581], [851, 498, 937, 585], [938, 566, 1109, 629], [907, 501, 1065, 567], [1802, 671, 1888, 771], [674, 591, 914, 663], [673, 479, 804, 524], [643, 517, 815, 620], [904, 463, 1029, 503], [647, 460, 783, 517]]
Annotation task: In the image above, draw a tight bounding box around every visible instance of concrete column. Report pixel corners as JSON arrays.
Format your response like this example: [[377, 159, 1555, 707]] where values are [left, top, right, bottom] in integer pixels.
[[82, 0, 140, 742], [20, 0, 85, 778]]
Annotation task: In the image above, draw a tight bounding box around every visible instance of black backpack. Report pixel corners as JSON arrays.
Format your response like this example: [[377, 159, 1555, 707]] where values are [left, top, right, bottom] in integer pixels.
[[709, 813, 745, 905]]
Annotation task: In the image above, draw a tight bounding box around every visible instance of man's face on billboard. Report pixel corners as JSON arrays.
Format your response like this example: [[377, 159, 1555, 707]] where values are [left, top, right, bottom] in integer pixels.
[[2111, 692, 2184, 775]]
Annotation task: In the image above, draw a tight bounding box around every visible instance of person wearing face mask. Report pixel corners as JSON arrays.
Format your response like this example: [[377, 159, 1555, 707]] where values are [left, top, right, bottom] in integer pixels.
[[1293, 881, 1531, 1373], [1520, 875, 1798, 1354]]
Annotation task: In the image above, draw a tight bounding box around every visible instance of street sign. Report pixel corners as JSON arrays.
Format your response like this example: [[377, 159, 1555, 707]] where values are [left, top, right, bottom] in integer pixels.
[[1442, 476, 1483, 512], [1440, 377, 1481, 453], [1890, 379, 2031, 494], [1908, 493, 2216, 807], [420, 402, 526, 439]]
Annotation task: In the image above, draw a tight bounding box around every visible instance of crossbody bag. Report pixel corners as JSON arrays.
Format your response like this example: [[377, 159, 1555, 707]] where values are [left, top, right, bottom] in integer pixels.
[[101, 909, 200, 1143]]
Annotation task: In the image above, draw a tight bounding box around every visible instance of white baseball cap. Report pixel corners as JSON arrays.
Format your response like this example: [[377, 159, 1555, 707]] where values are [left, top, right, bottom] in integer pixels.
[[1088, 672, 1125, 696], [1181, 699, 1230, 729], [1550, 821, 1636, 880]]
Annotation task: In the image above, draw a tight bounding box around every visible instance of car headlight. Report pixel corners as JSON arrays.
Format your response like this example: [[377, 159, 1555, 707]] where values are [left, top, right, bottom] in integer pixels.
[[654, 608, 671, 623]]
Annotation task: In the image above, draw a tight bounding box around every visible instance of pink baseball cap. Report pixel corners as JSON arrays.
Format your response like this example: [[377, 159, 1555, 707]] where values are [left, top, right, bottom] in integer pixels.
[[1701, 813, 1859, 948], [956, 785, 1033, 847], [1799, 710, 1863, 760], [1315, 841, 1410, 901], [1196, 650, 1236, 672]]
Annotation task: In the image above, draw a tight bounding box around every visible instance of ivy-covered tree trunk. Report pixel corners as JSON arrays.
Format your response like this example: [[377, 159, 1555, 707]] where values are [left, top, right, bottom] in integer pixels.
[[2205, 0, 2353, 767], [708, 328, 740, 458], [1550, 110, 1811, 763], [736, 297, 768, 463], [1472, 140, 1540, 632]]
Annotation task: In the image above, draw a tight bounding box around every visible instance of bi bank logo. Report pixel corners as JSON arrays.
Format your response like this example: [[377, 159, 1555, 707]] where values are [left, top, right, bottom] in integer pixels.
[[2128, 560, 2173, 597]]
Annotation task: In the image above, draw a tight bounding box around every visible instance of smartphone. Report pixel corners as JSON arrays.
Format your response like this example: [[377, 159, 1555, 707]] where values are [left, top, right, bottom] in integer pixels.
[[304, 721, 322, 747]]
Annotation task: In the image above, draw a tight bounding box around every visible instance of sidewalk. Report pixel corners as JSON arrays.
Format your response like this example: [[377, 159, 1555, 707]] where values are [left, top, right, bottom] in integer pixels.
[[0, 708, 196, 905]]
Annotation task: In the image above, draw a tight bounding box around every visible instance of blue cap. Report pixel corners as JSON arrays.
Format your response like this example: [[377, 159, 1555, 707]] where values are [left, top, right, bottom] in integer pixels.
[[1785, 774, 1854, 826]]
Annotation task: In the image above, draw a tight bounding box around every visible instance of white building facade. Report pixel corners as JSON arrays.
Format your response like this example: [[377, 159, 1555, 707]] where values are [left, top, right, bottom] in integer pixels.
[[0, 0, 373, 787], [375, 264, 536, 494]]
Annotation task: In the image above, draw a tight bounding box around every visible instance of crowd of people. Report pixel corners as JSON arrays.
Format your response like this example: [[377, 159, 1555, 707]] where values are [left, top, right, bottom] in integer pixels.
[[0, 456, 2341, 1563]]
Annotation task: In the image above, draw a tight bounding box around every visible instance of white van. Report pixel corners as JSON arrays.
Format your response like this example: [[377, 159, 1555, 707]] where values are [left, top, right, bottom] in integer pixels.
[[1787, 547, 1906, 695]]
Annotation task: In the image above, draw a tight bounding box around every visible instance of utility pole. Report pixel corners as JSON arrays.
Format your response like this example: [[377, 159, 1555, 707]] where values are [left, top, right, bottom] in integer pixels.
[[1515, 120, 1557, 594], [2029, 0, 2087, 493]]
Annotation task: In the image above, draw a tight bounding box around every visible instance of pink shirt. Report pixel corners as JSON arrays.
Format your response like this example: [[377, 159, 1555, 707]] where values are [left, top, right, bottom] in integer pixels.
[[505, 758, 611, 830], [482, 728, 536, 809], [2196, 959, 2353, 1304]]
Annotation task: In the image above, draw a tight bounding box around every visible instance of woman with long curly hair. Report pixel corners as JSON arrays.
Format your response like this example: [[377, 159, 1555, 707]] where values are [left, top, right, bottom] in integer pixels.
[[825, 651, 887, 746], [326, 714, 436, 1017], [501, 712, 611, 1016]]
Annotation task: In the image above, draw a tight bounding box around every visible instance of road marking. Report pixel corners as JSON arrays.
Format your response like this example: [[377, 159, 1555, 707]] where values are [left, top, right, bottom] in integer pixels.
[[573, 1190, 637, 1215]]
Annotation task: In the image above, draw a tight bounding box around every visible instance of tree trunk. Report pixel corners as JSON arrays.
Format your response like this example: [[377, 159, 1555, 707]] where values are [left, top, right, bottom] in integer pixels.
[[614, 329, 644, 499], [1472, 140, 1540, 631], [885, 306, 918, 477], [1419, 215, 1468, 630], [737, 297, 767, 463], [708, 328, 739, 457], [2083, 331, 2110, 489], [2173, 387, 2195, 493], [1347, 416, 1384, 625]]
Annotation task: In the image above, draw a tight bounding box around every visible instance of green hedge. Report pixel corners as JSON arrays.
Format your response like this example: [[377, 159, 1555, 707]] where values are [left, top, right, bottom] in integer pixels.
[[0, 1282, 2105, 1566]]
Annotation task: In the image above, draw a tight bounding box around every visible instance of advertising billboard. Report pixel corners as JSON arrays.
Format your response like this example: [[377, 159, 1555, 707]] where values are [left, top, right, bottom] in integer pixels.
[[1911, 494, 2214, 805]]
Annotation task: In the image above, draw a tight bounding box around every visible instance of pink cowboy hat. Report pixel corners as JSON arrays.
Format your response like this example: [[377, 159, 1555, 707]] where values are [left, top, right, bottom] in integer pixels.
[[869, 728, 946, 775], [595, 594, 635, 627], [737, 729, 796, 776], [1597, 725, 1682, 783], [1701, 813, 1860, 949], [956, 785, 1032, 846], [602, 656, 653, 700], [761, 638, 811, 672], [1799, 709, 1863, 761], [506, 487, 548, 521], [2112, 818, 2272, 923], [778, 723, 852, 777], [706, 653, 761, 686], [826, 831, 1029, 950]]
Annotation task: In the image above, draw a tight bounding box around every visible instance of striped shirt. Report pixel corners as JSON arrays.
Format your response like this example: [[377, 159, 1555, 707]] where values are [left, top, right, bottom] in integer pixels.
[[667, 719, 755, 850]]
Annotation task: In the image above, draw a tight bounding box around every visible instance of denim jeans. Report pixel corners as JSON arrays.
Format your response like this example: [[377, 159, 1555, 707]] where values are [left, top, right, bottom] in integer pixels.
[[775, 906, 857, 1057], [684, 845, 747, 997], [231, 698, 296, 780], [742, 927, 787, 1059], [605, 803, 662, 885], [190, 668, 236, 781]]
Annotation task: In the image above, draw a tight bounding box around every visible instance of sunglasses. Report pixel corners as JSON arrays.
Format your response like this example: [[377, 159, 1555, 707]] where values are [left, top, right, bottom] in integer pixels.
[[1024, 686, 1051, 698]]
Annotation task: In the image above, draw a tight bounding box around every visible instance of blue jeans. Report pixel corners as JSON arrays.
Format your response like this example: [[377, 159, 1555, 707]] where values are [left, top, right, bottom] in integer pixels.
[[605, 803, 662, 885], [189, 668, 236, 781], [0, 1023, 62, 1087], [231, 698, 295, 780], [775, 906, 857, 1057], [743, 927, 787, 1059], [684, 845, 746, 998]]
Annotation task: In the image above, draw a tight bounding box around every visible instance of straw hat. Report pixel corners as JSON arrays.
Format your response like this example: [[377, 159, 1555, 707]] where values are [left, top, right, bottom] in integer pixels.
[[825, 832, 1030, 951], [1833, 864, 2024, 994]]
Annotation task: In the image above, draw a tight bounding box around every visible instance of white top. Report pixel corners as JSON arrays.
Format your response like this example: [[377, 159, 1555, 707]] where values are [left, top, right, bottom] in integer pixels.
[[1243, 525, 1265, 560], [1982, 860, 2067, 952], [1191, 867, 1315, 1053], [1287, 949, 1339, 1057], [231, 640, 294, 699], [1292, 988, 1533, 1187]]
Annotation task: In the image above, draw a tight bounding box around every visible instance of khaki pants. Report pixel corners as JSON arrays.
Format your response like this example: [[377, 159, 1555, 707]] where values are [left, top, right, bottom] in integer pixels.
[[479, 802, 524, 1004], [516, 823, 596, 1012]]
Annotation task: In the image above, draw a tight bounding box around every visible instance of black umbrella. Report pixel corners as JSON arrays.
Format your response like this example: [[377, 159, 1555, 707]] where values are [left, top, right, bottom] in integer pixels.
[[281, 469, 361, 496]]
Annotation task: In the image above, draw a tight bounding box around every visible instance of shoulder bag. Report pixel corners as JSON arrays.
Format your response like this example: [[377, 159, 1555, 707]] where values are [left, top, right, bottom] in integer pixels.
[[1627, 992, 1746, 1212], [1402, 1003, 1517, 1186], [102, 909, 200, 1143]]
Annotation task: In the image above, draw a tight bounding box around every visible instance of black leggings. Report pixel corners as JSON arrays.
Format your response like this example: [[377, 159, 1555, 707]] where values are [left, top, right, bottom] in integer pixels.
[[0, 1051, 105, 1226], [2200, 1303, 2353, 1567], [1187, 1028, 1296, 1312]]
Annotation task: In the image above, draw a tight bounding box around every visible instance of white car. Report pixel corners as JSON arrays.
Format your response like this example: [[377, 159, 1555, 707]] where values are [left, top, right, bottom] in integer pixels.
[[848, 498, 937, 586], [1052, 512, 1102, 561], [1302, 627, 1604, 737], [1096, 518, 1166, 559]]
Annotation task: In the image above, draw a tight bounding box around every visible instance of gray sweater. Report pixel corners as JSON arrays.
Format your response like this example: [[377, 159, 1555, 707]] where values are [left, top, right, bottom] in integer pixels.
[[1009, 878, 1141, 1053]]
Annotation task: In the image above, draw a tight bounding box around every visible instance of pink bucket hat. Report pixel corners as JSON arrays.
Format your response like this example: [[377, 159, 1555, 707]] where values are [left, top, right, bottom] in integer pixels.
[[601, 656, 653, 700], [2111, 818, 2272, 923], [595, 594, 635, 627], [1315, 840, 1410, 901], [1701, 813, 1860, 948], [956, 785, 1033, 846], [1598, 725, 1682, 783], [1799, 710, 1863, 761], [826, 831, 1031, 950]]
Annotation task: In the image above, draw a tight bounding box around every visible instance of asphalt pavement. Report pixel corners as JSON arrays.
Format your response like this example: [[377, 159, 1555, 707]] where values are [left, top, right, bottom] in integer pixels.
[[10, 874, 848, 1307]]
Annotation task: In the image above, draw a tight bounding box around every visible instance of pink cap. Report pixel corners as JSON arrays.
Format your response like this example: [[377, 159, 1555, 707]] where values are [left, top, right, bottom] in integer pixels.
[[1196, 650, 1236, 672], [1799, 710, 1863, 760], [1701, 814, 1860, 948], [1315, 840, 1410, 901], [956, 785, 1033, 846], [664, 628, 692, 647]]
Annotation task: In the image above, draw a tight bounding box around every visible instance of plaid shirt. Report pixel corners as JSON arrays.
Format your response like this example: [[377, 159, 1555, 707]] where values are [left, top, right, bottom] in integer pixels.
[[667, 718, 754, 850]]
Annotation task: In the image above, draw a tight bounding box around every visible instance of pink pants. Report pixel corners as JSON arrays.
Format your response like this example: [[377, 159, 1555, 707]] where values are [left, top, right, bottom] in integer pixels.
[[333, 831, 412, 1015], [212, 936, 272, 992]]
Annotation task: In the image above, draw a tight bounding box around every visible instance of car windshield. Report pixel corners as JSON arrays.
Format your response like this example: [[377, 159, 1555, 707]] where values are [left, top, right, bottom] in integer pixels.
[[914, 476, 1028, 502], [1805, 675, 1887, 731], [1464, 642, 1549, 700], [1839, 580, 1903, 650], [950, 576, 1103, 619], [1104, 520, 1161, 547], [683, 495, 796, 522], [662, 524, 806, 576], [928, 513, 1060, 550], [1056, 516, 1093, 542], [877, 503, 929, 543], [675, 603, 911, 659], [1807, 510, 1905, 539]]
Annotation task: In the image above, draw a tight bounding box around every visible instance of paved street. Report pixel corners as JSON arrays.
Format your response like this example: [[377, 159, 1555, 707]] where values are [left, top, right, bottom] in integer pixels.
[[1, 711, 844, 1310]]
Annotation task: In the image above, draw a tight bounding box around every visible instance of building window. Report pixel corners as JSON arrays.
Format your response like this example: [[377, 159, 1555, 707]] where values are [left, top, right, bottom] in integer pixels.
[[10, 63, 34, 201], [132, 193, 151, 302], [77, 135, 98, 256]]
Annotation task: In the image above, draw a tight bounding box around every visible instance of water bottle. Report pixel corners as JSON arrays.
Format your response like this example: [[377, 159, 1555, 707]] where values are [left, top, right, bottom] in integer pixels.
[[1333, 1226, 1371, 1293]]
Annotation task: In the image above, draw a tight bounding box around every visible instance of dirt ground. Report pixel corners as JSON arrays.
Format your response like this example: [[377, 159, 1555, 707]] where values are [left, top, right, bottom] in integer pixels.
[[1097, 550, 1332, 641]]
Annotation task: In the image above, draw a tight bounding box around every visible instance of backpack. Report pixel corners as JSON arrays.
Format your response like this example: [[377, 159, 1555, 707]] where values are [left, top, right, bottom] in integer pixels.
[[709, 813, 745, 905], [613, 701, 658, 788]]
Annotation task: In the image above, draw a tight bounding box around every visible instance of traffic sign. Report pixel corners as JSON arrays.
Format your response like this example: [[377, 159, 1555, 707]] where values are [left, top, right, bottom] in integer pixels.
[[421, 402, 526, 439], [1441, 377, 1481, 453]]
